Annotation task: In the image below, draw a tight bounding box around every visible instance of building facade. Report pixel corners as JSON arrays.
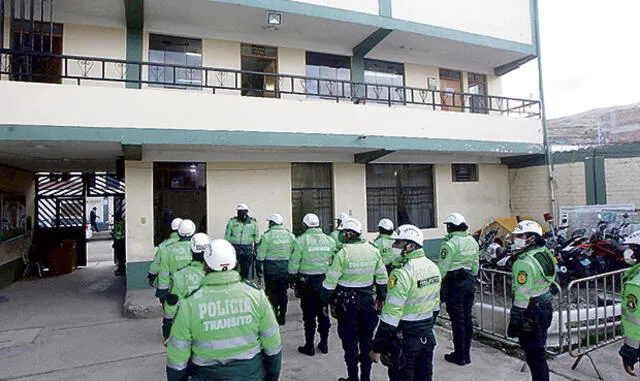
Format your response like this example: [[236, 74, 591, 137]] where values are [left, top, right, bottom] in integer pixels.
[[0, 0, 543, 289]]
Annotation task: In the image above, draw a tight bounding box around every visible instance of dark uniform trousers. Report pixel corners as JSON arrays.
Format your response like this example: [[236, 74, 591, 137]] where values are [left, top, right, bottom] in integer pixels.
[[336, 291, 378, 381], [234, 244, 254, 280], [265, 272, 288, 320], [299, 275, 331, 346], [388, 333, 436, 381], [114, 239, 126, 274], [518, 299, 553, 381], [445, 269, 475, 362]]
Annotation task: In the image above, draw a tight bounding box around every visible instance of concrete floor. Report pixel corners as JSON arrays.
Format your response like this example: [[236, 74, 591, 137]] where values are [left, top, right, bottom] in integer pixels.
[[0, 241, 628, 380]]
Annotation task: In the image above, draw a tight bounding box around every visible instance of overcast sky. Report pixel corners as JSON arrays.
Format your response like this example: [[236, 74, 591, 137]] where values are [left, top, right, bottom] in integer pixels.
[[501, 0, 640, 119]]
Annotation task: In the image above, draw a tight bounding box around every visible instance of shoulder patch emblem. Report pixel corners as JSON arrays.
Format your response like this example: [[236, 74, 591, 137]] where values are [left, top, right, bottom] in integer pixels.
[[389, 275, 397, 289], [440, 248, 448, 259], [627, 294, 638, 313], [328, 254, 334, 266], [517, 271, 528, 285]]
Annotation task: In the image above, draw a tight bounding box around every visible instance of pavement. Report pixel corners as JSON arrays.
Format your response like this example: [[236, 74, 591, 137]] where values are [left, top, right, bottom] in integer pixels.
[[0, 241, 631, 380]]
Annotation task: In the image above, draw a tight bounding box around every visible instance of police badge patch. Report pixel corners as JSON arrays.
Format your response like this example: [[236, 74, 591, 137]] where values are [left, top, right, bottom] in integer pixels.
[[517, 271, 527, 285], [389, 275, 397, 289], [627, 294, 638, 313], [440, 248, 447, 259]]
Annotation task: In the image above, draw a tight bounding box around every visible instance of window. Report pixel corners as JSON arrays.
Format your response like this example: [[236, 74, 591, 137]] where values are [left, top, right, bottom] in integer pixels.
[[305, 52, 351, 98], [149, 34, 202, 88], [291, 163, 333, 235], [11, 21, 64, 84], [468, 73, 488, 114], [153, 163, 206, 245], [241, 44, 278, 97], [452, 164, 479, 182], [364, 59, 405, 103], [366, 164, 435, 232]]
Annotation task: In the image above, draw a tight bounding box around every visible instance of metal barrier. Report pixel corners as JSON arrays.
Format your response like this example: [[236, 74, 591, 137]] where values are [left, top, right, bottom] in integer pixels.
[[473, 267, 564, 355], [565, 268, 626, 380]]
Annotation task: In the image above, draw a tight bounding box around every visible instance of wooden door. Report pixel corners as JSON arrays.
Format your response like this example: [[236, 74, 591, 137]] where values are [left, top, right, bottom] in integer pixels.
[[439, 69, 463, 112]]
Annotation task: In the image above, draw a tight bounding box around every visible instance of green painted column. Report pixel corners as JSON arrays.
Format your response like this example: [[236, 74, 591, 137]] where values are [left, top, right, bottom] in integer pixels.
[[378, 0, 392, 17], [125, 0, 144, 89], [585, 155, 608, 205], [351, 54, 365, 98]]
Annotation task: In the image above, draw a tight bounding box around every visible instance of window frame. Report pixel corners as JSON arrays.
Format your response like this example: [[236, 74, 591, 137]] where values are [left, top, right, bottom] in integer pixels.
[[452, 163, 479, 182], [148, 33, 203, 89]]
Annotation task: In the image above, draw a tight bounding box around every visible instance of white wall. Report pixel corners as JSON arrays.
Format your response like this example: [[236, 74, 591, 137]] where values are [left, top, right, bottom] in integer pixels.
[[207, 162, 292, 240], [278, 47, 306, 97], [292, 0, 379, 15], [62, 24, 127, 87], [606, 158, 640, 205], [0, 81, 544, 146], [391, 0, 532, 44], [333, 163, 368, 231], [428, 164, 511, 239], [125, 161, 154, 262]]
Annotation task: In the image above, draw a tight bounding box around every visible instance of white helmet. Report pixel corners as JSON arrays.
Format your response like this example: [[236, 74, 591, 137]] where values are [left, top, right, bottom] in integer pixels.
[[267, 213, 284, 225], [303, 213, 320, 228], [178, 219, 196, 237], [391, 224, 424, 246], [377, 218, 394, 231], [170, 218, 183, 231], [624, 231, 640, 266], [338, 217, 363, 234], [236, 203, 249, 211], [512, 220, 543, 236], [204, 239, 237, 271], [336, 212, 350, 223], [190, 233, 211, 254], [443, 212, 467, 226]]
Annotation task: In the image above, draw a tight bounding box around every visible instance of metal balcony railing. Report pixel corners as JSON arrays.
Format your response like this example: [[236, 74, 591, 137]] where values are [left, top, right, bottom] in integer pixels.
[[0, 49, 541, 118]]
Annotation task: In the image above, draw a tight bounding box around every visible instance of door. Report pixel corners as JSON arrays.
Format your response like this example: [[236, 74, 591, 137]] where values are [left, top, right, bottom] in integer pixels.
[[11, 21, 63, 83], [241, 44, 279, 98], [439, 69, 463, 112]]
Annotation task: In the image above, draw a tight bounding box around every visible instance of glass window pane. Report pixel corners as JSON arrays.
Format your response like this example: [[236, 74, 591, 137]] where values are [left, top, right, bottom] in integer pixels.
[[366, 164, 434, 231], [291, 163, 333, 235]]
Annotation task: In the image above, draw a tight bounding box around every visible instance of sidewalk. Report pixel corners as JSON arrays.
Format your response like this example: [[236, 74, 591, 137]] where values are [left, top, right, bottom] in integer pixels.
[[0, 244, 627, 380]]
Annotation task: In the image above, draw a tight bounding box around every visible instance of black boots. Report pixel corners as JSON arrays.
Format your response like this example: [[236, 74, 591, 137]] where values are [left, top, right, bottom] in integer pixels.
[[317, 340, 328, 354], [298, 345, 315, 356]]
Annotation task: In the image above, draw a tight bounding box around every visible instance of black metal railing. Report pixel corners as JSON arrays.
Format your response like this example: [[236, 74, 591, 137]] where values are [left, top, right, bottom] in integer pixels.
[[0, 49, 541, 118]]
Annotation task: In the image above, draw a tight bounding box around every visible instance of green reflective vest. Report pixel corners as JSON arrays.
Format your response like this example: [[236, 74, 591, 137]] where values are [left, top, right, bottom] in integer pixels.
[[288, 228, 337, 276], [224, 217, 260, 247], [113, 220, 125, 240], [164, 261, 206, 319], [380, 249, 441, 330], [322, 239, 388, 291], [330, 230, 343, 250], [511, 246, 556, 309], [374, 234, 396, 266], [149, 232, 180, 276], [256, 225, 296, 277], [157, 240, 193, 292], [167, 271, 282, 379], [622, 264, 640, 349], [437, 231, 480, 277]]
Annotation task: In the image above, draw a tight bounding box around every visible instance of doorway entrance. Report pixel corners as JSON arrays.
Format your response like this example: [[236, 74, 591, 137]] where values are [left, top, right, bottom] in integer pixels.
[[241, 44, 278, 98], [439, 69, 463, 112], [11, 21, 63, 83]]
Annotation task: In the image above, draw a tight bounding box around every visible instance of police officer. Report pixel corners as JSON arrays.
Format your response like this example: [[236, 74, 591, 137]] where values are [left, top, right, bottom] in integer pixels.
[[506, 220, 556, 381], [330, 212, 350, 249], [163, 232, 209, 341], [288, 213, 336, 356], [438, 212, 479, 365], [225, 204, 260, 280], [374, 218, 396, 274], [166, 239, 282, 381], [256, 213, 296, 326], [148, 218, 182, 287], [370, 224, 441, 381], [619, 231, 640, 376], [156, 219, 197, 340], [112, 211, 126, 276], [322, 217, 388, 381]]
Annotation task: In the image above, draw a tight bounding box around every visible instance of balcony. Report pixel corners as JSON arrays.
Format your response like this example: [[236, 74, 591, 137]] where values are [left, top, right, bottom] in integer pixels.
[[0, 49, 540, 118]]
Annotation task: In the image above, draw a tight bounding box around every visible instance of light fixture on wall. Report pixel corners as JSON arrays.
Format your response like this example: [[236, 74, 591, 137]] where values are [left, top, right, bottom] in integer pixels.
[[266, 11, 283, 26]]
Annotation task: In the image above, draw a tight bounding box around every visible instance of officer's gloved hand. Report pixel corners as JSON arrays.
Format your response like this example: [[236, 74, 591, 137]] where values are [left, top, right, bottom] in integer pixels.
[[147, 274, 157, 287], [507, 320, 521, 338], [165, 293, 179, 306]]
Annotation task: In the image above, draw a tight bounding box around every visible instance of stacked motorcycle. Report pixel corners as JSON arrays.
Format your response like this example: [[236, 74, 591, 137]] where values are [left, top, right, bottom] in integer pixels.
[[478, 213, 639, 287]]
